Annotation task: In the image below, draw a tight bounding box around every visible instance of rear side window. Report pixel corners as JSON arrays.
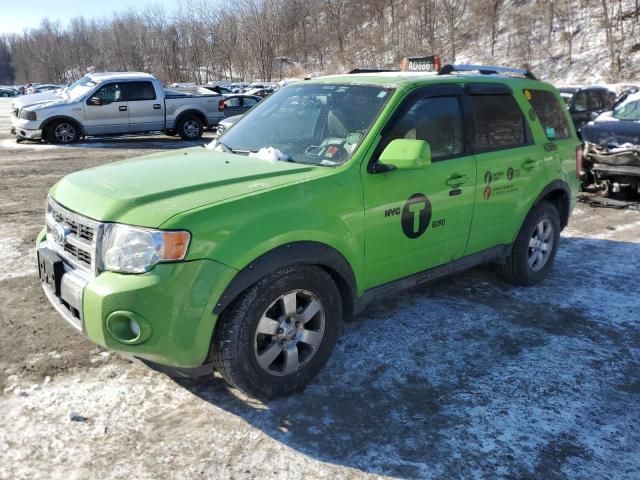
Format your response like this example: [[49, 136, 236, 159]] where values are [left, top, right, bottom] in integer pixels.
[[225, 97, 241, 107], [525, 89, 571, 140], [470, 94, 528, 151], [123, 81, 156, 101]]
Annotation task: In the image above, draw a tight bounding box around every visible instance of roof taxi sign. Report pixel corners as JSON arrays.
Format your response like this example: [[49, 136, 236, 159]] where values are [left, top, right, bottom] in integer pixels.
[[400, 55, 442, 73]]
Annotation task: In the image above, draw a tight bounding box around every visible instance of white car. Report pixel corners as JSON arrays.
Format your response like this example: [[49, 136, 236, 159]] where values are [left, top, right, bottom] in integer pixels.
[[11, 72, 225, 143]]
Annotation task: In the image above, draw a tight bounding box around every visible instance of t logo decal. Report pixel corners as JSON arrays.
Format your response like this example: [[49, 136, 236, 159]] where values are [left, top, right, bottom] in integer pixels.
[[401, 193, 432, 238]]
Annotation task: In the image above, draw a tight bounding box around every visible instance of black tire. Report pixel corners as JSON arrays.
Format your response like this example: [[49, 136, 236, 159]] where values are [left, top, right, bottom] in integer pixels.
[[212, 265, 343, 398], [47, 120, 80, 144], [497, 201, 561, 286], [177, 115, 204, 140]]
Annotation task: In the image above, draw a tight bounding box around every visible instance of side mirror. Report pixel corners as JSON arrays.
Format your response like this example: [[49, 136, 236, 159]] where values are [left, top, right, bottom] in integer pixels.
[[88, 97, 102, 106], [374, 139, 431, 173]]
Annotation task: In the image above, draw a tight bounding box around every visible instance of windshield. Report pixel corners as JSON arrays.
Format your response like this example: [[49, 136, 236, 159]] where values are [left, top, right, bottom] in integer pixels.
[[612, 92, 640, 121], [63, 75, 98, 99], [215, 83, 392, 165]]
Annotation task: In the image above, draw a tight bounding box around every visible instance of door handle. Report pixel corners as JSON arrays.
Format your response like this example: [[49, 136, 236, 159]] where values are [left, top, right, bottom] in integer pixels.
[[445, 173, 468, 187], [119, 105, 127, 111], [522, 158, 540, 170], [153, 104, 161, 109]]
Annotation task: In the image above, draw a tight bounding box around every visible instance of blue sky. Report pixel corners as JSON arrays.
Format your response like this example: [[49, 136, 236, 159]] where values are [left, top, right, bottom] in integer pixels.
[[0, 0, 184, 34]]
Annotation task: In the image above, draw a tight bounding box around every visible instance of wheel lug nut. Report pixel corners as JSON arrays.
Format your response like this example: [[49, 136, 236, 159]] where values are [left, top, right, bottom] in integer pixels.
[[277, 328, 284, 334]]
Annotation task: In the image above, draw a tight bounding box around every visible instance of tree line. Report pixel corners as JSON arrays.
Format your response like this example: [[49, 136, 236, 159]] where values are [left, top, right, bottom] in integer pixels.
[[0, 0, 638, 85]]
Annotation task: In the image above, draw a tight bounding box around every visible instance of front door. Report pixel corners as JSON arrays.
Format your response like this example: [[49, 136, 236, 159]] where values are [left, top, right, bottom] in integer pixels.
[[83, 82, 129, 136], [362, 86, 477, 289]]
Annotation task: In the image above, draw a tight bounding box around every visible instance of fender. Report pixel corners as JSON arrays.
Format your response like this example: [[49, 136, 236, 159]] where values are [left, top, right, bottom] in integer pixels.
[[212, 241, 357, 318], [41, 115, 85, 136]]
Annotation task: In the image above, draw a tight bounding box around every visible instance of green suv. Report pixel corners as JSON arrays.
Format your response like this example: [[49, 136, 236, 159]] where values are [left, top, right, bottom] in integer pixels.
[[37, 65, 580, 397]]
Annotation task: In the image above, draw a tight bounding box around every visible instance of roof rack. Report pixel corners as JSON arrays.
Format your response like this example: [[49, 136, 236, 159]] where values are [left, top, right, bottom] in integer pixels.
[[438, 64, 537, 80], [348, 68, 399, 74]]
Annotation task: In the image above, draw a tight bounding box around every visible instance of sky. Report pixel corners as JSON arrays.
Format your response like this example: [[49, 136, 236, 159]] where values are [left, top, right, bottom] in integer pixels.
[[0, 0, 184, 34]]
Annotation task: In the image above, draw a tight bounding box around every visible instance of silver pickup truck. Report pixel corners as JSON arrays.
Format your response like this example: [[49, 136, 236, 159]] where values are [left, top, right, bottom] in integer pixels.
[[10, 72, 224, 143]]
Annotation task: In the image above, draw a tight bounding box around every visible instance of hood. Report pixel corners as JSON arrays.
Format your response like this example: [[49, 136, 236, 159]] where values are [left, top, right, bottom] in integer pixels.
[[581, 114, 640, 146], [13, 90, 74, 110], [50, 146, 329, 227]]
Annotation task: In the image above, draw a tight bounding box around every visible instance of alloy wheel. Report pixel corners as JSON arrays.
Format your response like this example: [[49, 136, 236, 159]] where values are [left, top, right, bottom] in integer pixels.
[[528, 219, 554, 272], [254, 289, 325, 376]]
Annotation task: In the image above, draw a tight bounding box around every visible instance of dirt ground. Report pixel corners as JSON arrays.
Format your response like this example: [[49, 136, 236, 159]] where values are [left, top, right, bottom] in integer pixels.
[[0, 97, 638, 480]]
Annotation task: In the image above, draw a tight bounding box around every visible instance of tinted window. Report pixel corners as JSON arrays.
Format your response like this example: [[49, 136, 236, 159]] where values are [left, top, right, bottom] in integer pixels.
[[526, 89, 571, 140], [123, 81, 156, 101], [383, 96, 464, 160], [470, 94, 528, 151], [92, 83, 124, 103], [573, 91, 588, 111], [225, 97, 241, 107], [588, 90, 604, 110], [243, 97, 258, 107]]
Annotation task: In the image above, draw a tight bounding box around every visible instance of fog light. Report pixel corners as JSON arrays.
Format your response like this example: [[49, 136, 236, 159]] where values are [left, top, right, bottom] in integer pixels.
[[106, 311, 151, 345]]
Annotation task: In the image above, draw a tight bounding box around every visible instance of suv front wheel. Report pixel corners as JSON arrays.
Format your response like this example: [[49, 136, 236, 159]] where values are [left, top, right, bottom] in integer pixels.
[[498, 201, 561, 286], [212, 265, 343, 398]]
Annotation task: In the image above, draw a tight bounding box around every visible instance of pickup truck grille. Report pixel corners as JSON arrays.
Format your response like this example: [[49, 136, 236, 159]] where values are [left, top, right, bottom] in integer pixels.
[[45, 198, 102, 275]]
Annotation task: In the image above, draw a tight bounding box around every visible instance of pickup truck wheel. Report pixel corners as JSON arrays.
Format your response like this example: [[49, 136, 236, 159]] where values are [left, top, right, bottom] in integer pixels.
[[47, 120, 80, 144], [177, 115, 204, 140], [212, 265, 342, 398], [497, 201, 560, 286]]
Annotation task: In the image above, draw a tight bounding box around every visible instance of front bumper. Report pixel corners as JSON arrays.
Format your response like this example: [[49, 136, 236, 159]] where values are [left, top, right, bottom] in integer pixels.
[[11, 116, 42, 139], [37, 230, 237, 368]]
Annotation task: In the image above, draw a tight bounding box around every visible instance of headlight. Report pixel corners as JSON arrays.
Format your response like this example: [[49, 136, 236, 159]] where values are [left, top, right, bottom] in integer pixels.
[[100, 224, 190, 274], [19, 109, 37, 121]]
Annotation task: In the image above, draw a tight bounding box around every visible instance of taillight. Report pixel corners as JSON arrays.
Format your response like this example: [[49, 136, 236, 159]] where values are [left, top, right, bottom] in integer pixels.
[[218, 100, 225, 112], [576, 145, 583, 179]]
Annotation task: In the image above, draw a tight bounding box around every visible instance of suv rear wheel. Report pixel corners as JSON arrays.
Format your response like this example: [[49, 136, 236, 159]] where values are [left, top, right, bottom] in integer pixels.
[[212, 265, 342, 398], [498, 201, 561, 286]]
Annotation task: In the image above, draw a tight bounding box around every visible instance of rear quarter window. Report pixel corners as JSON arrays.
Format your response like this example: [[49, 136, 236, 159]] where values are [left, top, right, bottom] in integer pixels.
[[525, 89, 571, 140]]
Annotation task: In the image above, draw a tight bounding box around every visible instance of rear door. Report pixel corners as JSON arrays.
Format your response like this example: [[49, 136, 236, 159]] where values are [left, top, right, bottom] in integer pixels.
[[223, 96, 244, 118], [465, 84, 548, 254], [362, 85, 477, 288], [83, 82, 128, 135], [124, 81, 164, 132], [241, 96, 260, 114]]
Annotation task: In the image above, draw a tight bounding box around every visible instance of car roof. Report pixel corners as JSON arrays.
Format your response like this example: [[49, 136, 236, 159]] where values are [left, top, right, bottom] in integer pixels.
[[308, 71, 555, 91], [87, 72, 155, 82]]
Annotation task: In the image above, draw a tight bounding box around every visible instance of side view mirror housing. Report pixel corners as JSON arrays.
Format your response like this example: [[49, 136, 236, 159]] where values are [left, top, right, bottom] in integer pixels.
[[88, 97, 102, 106], [374, 139, 431, 173]]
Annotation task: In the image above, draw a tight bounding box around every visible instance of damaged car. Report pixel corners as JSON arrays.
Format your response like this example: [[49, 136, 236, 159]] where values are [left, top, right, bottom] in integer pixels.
[[580, 91, 640, 195]]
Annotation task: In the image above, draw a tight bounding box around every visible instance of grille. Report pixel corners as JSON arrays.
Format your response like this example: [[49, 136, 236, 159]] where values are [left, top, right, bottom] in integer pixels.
[[46, 198, 101, 274]]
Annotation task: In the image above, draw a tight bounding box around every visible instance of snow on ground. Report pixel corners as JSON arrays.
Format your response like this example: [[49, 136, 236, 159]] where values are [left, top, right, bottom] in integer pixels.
[[1, 203, 639, 479]]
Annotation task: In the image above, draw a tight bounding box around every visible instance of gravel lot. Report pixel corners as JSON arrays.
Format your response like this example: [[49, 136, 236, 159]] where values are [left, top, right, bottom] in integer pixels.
[[0, 97, 638, 480]]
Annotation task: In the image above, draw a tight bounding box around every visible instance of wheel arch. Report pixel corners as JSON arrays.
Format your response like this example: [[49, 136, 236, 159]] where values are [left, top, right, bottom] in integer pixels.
[[533, 180, 572, 229], [174, 109, 208, 129], [41, 115, 85, 138], [212, 241, 357, 321]]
